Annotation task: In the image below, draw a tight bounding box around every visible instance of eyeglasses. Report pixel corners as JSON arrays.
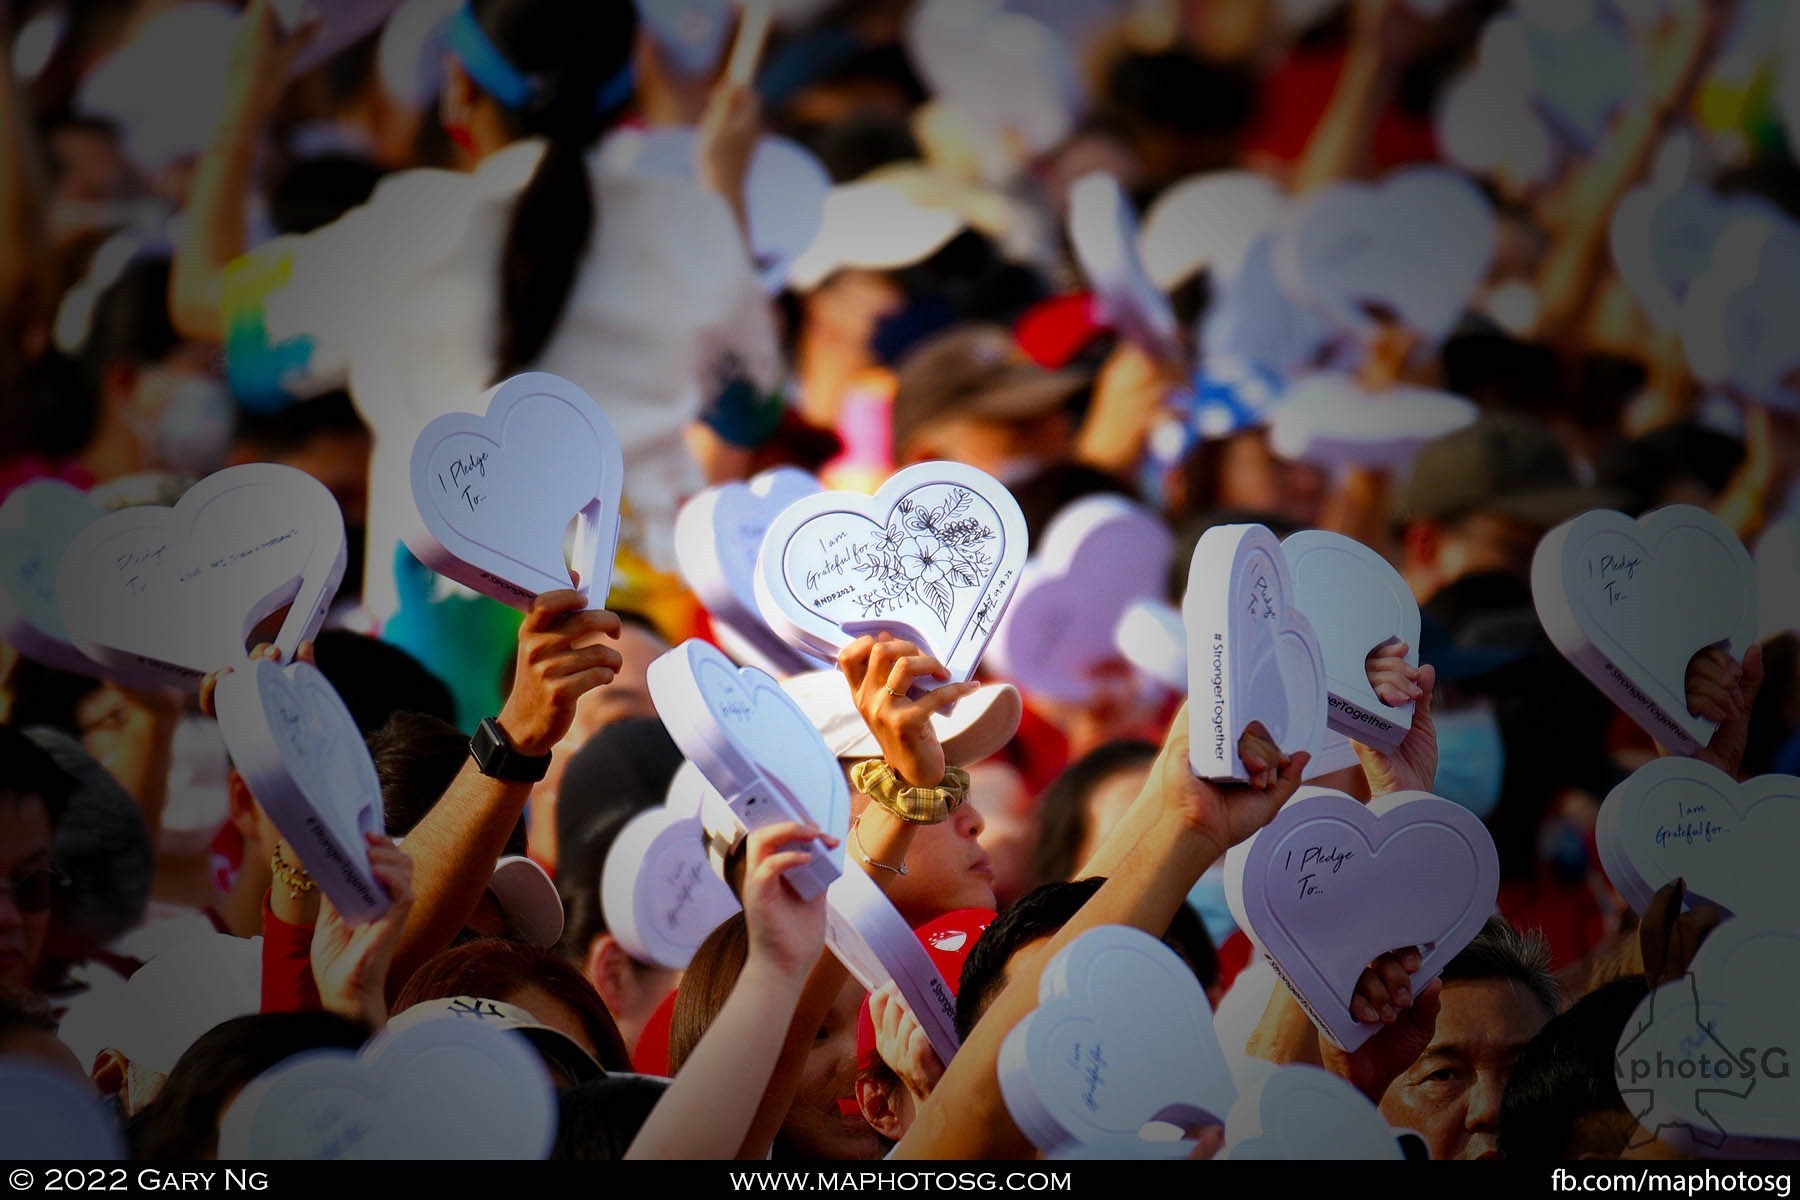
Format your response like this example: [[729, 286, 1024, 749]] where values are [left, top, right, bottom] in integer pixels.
[[1, 868, 64, 914]]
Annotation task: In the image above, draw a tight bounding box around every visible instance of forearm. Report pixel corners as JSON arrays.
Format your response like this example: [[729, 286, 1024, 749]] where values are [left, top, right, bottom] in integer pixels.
[[895, 812, 1219, 1159], [171, 118, 260, 341], [1243, 981, 1324, 1069], [631, 959, 807, 1158], [385, 761, 530, 1000], [1291, 41, 1392, 194], [0, 40, 47, 302], [738, 950, 850, 1159]]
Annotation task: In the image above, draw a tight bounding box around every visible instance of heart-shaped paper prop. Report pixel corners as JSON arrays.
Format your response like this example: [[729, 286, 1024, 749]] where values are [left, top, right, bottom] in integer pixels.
[[1267, 373, 1477, 470], [905, 0, 1079, 160], [1276, 168, 1497, 345], [1516, 5, 1639, 152], [271, 0, 406, 78], [648, 639, 848, 899], [406, 371, 623, 611], [1684, 212, 1800, 413], [825, 865, 961, 1066], [676, 466, 826, 677], [1139, 170, 1286, 292], [1068, 172, 1182, 363], [57, 462, 347, 687], [1183, 524, 1327, 781], [1115, 598, 1186, 695], [997, 924, 1237, 1156], [213, 659, 387, 922], [1614, 919, 1800, 1158], [1221, 1064, 1404, 1160], [218, 1009, 556, 1159], [1225, 786, 1500, 1050], [754, 460, 1027, 689], [0, 479, 108, 676], [1201, 232, 1336, 381], [606, 128, 831, 292], [1282, 530, 1420, 749], [991, 495, 1174, 703], [603, 804, 742, 969], [1609, 184, 1778, 334], [1596, 757, 1797, 921], [1532, 504, 1756, 755], [1755, 514, 1799, 639], [0, 1062, 126, 1160]]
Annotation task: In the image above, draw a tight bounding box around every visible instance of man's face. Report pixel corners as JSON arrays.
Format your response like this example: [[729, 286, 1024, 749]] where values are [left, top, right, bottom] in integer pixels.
[[855, 789, 997, 927], [0, 793, 55, 990], [1379, 978, 1553, 1160]]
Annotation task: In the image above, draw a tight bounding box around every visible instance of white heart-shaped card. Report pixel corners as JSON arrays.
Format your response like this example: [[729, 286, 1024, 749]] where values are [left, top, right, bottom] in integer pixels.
[[1224, 786, 1500, 1050], [1609, 184, 1778, 333], [0, 1061, 125, 1160], [997, 924, 1237, 1156], [57, 463, 347, 687], [905, 0, 1079, 160], [1615, 919, 1800, 1159], [1221, 1064, 1404, 1160], [218, 1010, 556, 1159], [1282, 530, 1420, 749], [1183, 524, 1327, 781], [647, 639, 849, 899], [990, 495, 1174, 703], [0, 479, 108, 676], [753, 460, 1027, 691], [1755, 514, 1799, 639], [1266, 372, 1478, 470], [213, 659, 387, 923], [271, 0, 405, 78], [824, 865, 962, 1066], [1114, 598, 1187, 695], [605, 126, 831, 292], [1068, 172, 1182, 363], [1276, 167, 1497, 345], [1596, 757, 1796, 921], [1531, 504, 1757, 754], [1201, 232, 1337, 381], [602, 805, 742, 970], [406, 371, 623, 611], [1139, 170, 1286, 292], [675, 466, 827, 677]]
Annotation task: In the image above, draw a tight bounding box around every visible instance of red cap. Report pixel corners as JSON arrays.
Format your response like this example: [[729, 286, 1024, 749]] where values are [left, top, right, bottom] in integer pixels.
[[1015, 294, 1106, 368], [855, 908, 996, 1073], [631, 987, 679, 1077]]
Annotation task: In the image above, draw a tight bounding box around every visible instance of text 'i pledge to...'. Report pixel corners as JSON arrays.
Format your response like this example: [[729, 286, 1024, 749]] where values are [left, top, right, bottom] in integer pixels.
[[1284, 843, 1355, 901], [1589, 549, 1640, 607], [439, 452, 490, 514]]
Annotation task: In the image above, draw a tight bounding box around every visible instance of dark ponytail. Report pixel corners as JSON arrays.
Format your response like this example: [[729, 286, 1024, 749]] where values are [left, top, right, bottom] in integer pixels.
[[463, 0, 639, 380]]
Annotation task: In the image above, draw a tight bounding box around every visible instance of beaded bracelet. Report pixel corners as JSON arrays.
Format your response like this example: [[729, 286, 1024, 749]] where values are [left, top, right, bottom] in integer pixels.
[[270, 843, 317, 900]]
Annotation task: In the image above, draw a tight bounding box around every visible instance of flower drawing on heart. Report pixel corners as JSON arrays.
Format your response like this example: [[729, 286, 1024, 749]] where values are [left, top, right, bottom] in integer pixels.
[[854, 488, 996, 627]]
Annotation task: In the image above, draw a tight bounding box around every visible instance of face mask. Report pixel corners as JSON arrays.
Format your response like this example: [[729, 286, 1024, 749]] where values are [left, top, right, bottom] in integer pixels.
[[1185, 861, 1240, 947], [1431, 700, 1506, 821], [985, 456, 1048, 487], [131, 370, 235, 476], [641, 0, 733, 77]]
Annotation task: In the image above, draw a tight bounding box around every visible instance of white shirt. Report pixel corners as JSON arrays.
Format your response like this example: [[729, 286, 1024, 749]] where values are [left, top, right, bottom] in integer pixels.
[[230, 137, 780, 623]]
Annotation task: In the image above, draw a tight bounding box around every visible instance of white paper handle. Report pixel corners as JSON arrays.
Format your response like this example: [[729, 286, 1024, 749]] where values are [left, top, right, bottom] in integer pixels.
[[726, 0, 772, 85]]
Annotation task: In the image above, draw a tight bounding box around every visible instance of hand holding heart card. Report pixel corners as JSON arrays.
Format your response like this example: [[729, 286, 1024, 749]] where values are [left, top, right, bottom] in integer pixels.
[[754, 461, 1027, 692], [1266, 373, 1477, 470], [213, 659, 388, 922], [1225, 786, 1500, 1050], [602, 805, 742, 970], [0, 479, 108, 676], [1532, 504, 1756, 754], [1183, 524, 1327, 781], [1615, 919, 1800, 1158], [676, 466, 827, 677], [1068, 172, 1183, 364], [648, 639, 849, 899], [57, 463, 347, 688], [406, 372, 623, 612], [1221, 1064, 1405, 1160], [218, 1010, 556, 1159], [991, 495, 1175, 703], [997, 925, 1237, 1156], [1596, 757, 1796, 921], [1275, 168, 1497, 346], [825, 866, 961, 1066], [1281, 530, 1420, 749]]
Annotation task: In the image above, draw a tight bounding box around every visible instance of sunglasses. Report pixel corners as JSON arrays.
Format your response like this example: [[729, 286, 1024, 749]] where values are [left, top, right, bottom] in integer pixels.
[[2, 868, 64, 914]]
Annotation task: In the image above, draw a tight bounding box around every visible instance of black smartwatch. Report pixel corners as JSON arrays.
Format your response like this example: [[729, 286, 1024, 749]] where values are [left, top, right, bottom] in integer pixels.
[[470, 717, 552, 783]]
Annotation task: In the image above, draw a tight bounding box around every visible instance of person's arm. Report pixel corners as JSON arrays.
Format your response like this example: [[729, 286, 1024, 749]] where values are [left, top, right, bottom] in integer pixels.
[[386, 590, 622, 998], [696, 80, 759, 246], [170, 0, 313, 340], [310, 834, 415, 1030], [630, 822, 834, 1159], [0, 2, 48, 305], [1289, 0, 1424, 193], [1685, 640, 1765, 780], [893, 707, 1309, 1159], [1352, 661, 1437, 798]]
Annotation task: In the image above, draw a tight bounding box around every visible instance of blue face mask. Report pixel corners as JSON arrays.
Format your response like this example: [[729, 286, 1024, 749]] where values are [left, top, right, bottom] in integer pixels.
[[1431, 700, 1506, 821], [1185, 861, 1240, 947]]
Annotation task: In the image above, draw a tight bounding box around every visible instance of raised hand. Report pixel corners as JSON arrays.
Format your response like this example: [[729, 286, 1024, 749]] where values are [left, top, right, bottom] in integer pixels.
[[1365, 640, 1425, 708], [1690, 641, 1765, 780], [198, 639, 315, 718], [310, 833, 415, 1028], [1321, 977, 1443, 1103], [741, 821, 836, 977], [869, 982, 945, 1102], [838, 632, 979, 787], [1684, 644, 1746, 724], [1353, 662, 1439, 798], [495, 589, 623, 758], [1150, 704, 1310, 862]]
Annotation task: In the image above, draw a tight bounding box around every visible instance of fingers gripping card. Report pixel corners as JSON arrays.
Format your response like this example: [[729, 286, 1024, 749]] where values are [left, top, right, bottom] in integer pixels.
[[406, 372, 623, 612]]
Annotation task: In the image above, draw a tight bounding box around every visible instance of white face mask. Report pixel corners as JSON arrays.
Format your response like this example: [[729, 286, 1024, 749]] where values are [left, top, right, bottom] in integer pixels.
[[130, 370, 235, 475]]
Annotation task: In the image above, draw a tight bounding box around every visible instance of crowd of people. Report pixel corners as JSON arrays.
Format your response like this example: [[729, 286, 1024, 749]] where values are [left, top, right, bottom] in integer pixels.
[[2, 0, 1797, 1164]]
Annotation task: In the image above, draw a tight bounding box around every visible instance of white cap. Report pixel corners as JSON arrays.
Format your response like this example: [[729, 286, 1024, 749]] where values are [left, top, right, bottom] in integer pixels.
[[778, 670, 1021, 765], [788, 180, 964, 292]]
